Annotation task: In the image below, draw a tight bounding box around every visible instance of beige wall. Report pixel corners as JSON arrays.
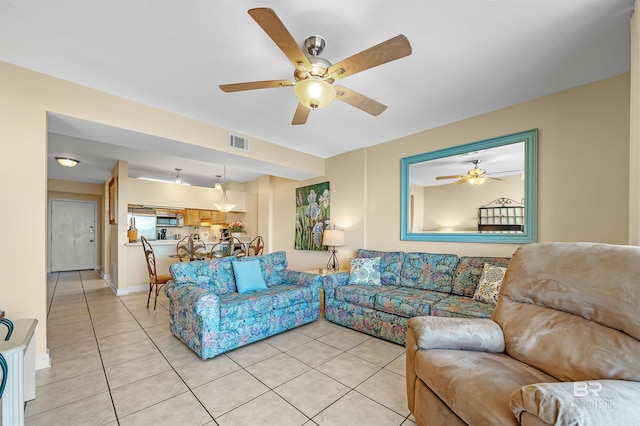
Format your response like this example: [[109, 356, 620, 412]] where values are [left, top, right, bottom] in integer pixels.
[[421, 174, 524, 232], [630, 4, 639, 245], [128, 178, 247, 212], [272, 149, 367, 271], [273, 74, 630, 269]]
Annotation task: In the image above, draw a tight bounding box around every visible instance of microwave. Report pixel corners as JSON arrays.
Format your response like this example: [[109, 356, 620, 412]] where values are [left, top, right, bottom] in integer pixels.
[[157, 216, 179, 227]]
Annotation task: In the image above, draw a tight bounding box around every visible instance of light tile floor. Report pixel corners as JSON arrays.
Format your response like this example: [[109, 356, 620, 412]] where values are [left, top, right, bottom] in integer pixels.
[[27, 270, 417, 426]]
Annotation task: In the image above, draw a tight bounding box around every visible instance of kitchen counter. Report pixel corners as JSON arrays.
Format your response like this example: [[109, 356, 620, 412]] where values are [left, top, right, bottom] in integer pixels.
[[125, 239, 250, 293], [125, 240, 215, 293], [125, 240, 219, 246]]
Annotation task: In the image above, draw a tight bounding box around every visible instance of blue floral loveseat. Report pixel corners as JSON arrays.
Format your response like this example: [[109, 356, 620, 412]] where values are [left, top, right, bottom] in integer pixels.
[[325, 249, 510, 345], [165, 251, 322, 359]]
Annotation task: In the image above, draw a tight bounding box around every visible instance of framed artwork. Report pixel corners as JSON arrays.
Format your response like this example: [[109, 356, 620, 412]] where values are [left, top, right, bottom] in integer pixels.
[[108, 177, 118, 224], [295, 182, 330, 251]]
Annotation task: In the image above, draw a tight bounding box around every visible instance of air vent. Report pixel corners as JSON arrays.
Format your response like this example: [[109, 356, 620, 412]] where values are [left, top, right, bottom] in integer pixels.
[[229, 133, 249, 151]]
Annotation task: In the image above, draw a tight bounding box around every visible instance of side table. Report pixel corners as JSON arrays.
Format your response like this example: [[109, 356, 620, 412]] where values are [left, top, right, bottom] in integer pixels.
[[0, 318, 38, 426], [304, 269, 349, 317]]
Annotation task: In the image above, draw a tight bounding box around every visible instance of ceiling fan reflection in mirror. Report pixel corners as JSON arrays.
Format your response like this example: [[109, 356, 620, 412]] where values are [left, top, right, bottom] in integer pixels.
[[219, 8, 412, 125], [435, 160, 506, 186]]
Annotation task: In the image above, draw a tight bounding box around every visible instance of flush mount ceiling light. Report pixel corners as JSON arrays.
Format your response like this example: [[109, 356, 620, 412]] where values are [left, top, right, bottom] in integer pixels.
[[174, 168, 183, 184], [55, 157, 80, 167]]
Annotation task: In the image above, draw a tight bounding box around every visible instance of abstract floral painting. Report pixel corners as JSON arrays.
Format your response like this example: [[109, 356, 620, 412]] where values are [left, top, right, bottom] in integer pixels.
[[295, 182, 330, 251]]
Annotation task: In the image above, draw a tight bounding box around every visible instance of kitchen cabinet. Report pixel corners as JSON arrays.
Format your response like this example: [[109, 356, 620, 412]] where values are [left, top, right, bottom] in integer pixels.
[[185, 209, 227, 226], [184, 209, 200, 226], [200, 210, 226, 225], [211, 211, 226, 224]]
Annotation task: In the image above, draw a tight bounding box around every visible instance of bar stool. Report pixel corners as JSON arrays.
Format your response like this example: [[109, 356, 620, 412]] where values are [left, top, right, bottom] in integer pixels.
[[141, 236, 172, 312]]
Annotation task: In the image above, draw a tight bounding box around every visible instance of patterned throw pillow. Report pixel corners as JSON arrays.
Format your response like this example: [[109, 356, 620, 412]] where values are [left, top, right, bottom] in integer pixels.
[[349, 257, 381, 285], [473, 263, 507, 305]]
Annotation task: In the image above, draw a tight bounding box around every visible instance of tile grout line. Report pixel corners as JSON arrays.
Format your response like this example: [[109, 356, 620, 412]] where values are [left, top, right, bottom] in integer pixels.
[[80, 271, 122, 426], [28, 272, 112, 422], [117, 293, 222, 425]]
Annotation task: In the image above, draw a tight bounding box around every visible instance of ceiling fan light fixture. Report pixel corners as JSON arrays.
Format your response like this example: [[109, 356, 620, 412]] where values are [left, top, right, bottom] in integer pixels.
[[294, 78, 336, 109], [467, 168, 487, 185], [467, 176, 487, 185], [56, 157, 80, 167]]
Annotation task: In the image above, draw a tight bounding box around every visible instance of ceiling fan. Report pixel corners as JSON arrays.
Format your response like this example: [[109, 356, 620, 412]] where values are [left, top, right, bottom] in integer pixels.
[[219, 7, 412, 125], [435, 160, 505, 186]]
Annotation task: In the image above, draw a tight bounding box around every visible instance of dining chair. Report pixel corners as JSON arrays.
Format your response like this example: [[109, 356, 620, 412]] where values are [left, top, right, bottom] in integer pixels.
[[141, 236, 172, 312], [227, 236, 247, 257], [209, 242, 227, 259], [248, 236, 264, 256], [176, 235, 207, 261], [176, 235, 193, 262]]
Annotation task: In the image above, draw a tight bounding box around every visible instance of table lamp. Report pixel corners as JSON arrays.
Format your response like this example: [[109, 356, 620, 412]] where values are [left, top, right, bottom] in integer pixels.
[[322, 229, 345, 271]]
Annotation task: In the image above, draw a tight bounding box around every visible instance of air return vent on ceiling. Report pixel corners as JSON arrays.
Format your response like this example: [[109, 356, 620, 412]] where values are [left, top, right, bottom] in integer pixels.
[[229, 133, 249, 151]]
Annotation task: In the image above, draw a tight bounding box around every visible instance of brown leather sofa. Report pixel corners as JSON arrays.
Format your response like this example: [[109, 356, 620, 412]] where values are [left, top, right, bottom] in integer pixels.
[[406, 242, 640, 425]]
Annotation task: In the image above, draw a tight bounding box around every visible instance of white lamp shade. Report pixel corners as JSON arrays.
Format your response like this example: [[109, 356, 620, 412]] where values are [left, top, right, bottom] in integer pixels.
[[294, 79, 336, 109], [55, 157, 79, 167], [322, 229, 345, 247], [213, 188, 235, 212]]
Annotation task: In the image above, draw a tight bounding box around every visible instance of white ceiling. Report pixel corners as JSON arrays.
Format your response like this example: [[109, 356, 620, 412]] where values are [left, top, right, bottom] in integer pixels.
[[411, 142, 525, 187], [1, 0, 634, 187]]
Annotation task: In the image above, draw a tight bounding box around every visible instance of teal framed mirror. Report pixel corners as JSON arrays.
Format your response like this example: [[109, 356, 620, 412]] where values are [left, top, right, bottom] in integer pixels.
[[401, 129, 537, 243]]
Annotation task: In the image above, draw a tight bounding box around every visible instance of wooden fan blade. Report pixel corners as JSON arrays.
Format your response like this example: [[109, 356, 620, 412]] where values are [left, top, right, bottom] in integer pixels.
[[436, 175, 466, 180], [292, 103, 310, 125], [334, 86, 387, 116], [488, 177, 505, 181], [219, 80, 294, 92], [248, 8, 312, 71], [328, 34, 412, 80], [454, 177, 469, 185]]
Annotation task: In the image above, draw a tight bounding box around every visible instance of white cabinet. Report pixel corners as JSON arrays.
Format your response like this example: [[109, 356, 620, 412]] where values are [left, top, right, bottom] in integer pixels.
[[0, 318, 37, 426]]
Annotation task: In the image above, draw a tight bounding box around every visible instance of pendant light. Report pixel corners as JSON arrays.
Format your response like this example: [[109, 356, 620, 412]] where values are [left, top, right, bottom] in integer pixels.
[[214, 175, 223, 190], [174, 168, 182, 184], [213, 166, 235, 212]]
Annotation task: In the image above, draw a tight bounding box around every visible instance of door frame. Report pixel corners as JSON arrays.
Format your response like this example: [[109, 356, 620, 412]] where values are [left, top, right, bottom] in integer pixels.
[[48, 198, 98, 272]]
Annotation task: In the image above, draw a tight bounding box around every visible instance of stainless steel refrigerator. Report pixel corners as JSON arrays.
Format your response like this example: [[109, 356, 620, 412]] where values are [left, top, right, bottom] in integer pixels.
[[128, 210, 157, 241]]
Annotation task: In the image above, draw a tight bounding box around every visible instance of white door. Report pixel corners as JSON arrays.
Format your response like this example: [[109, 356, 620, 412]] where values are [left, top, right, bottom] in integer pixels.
[[50, 199, 96, 271]]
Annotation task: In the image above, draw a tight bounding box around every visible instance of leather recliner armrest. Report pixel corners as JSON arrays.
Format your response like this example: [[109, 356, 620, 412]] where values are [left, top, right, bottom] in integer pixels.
[[510, 380, 640, 425], [407, 316, 505, 352]]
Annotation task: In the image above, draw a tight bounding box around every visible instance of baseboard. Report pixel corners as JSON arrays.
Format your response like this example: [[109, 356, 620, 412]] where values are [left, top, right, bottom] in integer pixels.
[[36, 349, 51, 370], [101, 271, 111, 280], [116, 284, 148, 296]]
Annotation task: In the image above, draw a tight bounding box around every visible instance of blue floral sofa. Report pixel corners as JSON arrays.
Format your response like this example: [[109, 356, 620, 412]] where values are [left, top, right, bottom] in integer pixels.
[[165, 251, 322, 359], [324, 249, 510, 345]]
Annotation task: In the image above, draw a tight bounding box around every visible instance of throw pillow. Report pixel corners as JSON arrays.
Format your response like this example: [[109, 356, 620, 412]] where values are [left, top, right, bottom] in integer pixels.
[[232, 259, 268, 294], [473, 263, 507, 305], [349, 257, 381, 285]]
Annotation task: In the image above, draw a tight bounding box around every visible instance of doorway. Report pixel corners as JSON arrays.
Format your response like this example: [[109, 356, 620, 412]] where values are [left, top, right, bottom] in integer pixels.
[[50, 199, 97, 272]]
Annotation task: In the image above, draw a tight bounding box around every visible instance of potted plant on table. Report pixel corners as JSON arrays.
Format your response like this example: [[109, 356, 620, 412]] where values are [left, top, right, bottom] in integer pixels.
[[229, 221, 246, 238]]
